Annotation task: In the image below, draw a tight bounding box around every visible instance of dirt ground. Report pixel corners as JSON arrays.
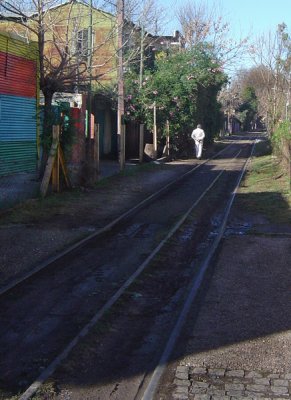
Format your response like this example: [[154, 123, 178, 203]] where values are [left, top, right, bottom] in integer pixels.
[[177, 211, 291, 373], [155, 203, 291, 399]]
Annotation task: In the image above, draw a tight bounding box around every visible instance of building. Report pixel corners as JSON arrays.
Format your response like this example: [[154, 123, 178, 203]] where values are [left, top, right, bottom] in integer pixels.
[[0, 0, 118, 162], [0, 2, 183, 170], [148, 30, 185, 54]]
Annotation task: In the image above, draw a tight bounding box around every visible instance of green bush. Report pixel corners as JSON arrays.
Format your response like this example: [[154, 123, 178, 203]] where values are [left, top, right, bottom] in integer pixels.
[[272, 120, 291, 151]]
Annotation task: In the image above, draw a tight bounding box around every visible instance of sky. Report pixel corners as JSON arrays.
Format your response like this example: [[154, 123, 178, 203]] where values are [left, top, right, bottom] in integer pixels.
[[157, 0, 291, 70]]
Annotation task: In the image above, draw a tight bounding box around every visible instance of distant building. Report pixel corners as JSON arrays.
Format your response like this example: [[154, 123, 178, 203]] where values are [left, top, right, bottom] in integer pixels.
[[148, 30, 185, 53]]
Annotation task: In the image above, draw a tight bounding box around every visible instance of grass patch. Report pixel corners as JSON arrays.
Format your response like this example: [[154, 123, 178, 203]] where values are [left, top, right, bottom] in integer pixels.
[[32, 382, 58, 399], [237, 140, 291, 224], [253, 138, 272, 157], [0, 382, 58, 400], [0, 188, 85, 225]]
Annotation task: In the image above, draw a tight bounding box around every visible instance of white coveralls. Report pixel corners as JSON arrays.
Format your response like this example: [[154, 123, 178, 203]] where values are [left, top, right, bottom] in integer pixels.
[[191, 127, 205, 159]]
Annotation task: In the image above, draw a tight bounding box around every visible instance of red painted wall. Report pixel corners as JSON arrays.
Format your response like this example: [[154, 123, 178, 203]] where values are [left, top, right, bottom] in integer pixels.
[[0, 52, 37, 98]]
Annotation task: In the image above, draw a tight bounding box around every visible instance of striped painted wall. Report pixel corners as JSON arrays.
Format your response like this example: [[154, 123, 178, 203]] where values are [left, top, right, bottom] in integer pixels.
[[0, 52, 37, 98], [0, 33, 38, 176]]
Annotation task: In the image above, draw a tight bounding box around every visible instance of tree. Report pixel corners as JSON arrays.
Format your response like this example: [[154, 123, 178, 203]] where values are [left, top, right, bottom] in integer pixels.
[[99, 0, 166, 77], [175, 0, 249, 71], [237, 86, 258, 131], [125, 45, 227, 156], [249, 23, 291, 133], [111, 0, 166, 169]]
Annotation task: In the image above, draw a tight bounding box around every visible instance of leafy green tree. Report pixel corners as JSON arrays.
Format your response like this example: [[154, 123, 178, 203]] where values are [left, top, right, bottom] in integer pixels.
[[237, 86, 258, 131], [125, 45, 227, 156]]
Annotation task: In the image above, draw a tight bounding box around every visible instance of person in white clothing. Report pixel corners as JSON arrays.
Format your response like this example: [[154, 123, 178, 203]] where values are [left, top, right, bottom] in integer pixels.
[[191, 124, 205, 159]]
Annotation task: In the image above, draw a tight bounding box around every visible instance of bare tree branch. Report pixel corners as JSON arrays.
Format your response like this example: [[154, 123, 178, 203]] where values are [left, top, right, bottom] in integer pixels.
[[175, 0, 249, 70]]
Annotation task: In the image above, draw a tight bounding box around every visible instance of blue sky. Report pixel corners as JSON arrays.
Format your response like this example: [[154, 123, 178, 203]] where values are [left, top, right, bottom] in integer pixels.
[[158, 0, 291, 38], [156, 0, 290, 70]]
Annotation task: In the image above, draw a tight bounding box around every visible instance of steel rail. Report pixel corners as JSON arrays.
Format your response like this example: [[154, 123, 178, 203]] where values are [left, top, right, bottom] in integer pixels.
[[17, 145, 242, 400], [0, 144, 233, 297], [141, 141, 257, 400]]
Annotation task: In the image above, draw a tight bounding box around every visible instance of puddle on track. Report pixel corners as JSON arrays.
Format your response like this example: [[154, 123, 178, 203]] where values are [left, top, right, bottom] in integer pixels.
[[224, 222, 253, 236]]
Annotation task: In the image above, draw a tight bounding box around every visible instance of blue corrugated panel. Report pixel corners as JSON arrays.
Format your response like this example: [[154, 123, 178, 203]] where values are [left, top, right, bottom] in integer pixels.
[[0, 95, 37, 140], [0, 141, 37, 175], [0, 94, 37, 175]]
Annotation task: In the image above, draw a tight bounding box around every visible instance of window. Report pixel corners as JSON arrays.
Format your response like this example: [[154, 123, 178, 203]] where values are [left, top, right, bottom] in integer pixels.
[[76, 29, 94, 61]]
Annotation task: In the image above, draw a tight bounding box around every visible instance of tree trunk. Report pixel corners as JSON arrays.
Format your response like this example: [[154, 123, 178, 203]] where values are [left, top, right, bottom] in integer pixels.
[[39, 90, 55, 178]]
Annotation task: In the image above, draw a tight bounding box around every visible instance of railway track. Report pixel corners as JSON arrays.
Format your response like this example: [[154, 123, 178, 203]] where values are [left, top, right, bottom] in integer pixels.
[[0, 137, 256, 400]]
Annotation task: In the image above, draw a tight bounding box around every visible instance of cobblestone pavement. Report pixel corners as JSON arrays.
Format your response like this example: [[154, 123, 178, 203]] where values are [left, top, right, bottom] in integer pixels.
[[174, 365, 291, 399]]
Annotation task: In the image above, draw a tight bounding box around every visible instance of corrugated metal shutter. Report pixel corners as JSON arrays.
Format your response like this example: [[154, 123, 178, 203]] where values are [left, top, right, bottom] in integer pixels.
[[0, 33, 37, 60], [0, 141, 36, 175], [0, 51, 37, 98], [0, 95, 37, 175], [0, 33, 38, 176]]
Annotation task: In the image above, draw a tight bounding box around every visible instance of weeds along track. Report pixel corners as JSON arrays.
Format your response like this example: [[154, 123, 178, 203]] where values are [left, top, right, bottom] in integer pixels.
[[0, 139, 254, 400]]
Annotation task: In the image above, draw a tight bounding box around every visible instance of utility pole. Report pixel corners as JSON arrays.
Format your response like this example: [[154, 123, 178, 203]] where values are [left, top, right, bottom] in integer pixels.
[[117, 0, 125, 171], [139, 10, 145, 163], [286, 74, 290, 120], [86, 0, 93, 180], [153, 101, 157, 159], [139, 24, 144, 89]]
